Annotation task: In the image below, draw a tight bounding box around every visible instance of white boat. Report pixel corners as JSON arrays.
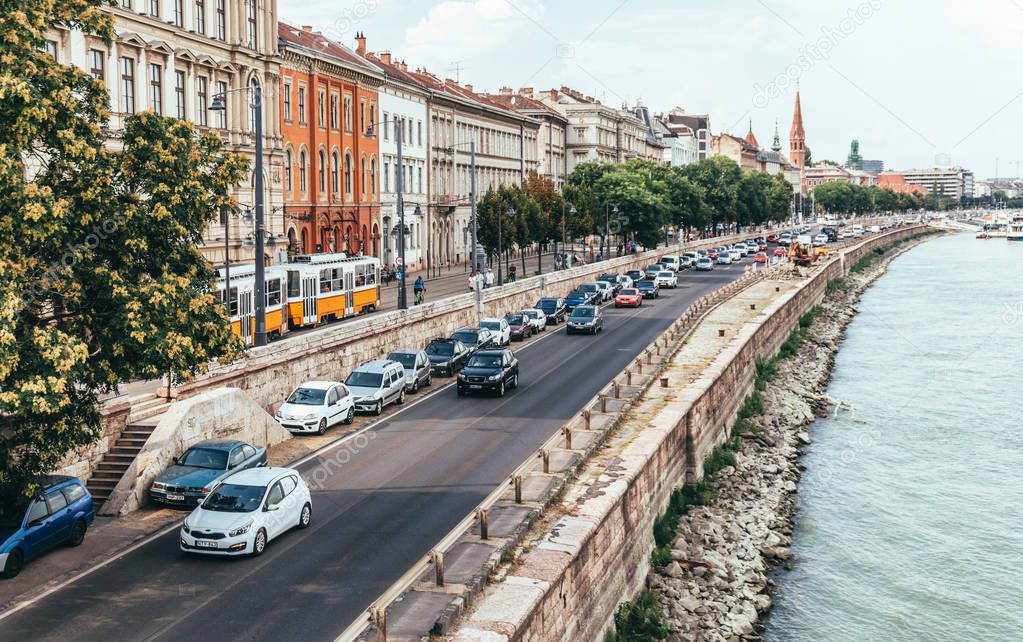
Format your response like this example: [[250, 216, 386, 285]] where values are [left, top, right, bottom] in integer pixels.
[[1008, 216, 1023, 242]]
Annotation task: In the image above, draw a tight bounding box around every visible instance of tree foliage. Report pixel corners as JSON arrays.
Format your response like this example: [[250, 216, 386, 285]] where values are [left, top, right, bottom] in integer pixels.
[[0, 1, 246, 499], [813, 182, 923, 214]]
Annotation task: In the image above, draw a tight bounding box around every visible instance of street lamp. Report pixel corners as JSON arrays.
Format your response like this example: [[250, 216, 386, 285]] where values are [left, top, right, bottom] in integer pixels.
[[498, 205, 515, 286], [210, 83, 267, 346], [557, 203, 576, 268], [446, 142, 480, 273], [366, 119, 413, 309]]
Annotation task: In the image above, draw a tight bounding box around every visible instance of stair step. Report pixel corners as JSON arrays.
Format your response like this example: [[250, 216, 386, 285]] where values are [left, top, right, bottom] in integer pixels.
[[130, 396, 167, 412], [115, 438, 149, 447], [121, 429, 155, 439], [90, 471, 124, 480], [128, 405, 169, 423], [95, 464, 129, 474], [87, 480, 117, 491], [107, 449, 140, 458]]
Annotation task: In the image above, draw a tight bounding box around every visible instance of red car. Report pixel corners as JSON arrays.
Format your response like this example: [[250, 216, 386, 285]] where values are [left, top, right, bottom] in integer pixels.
[[707, 249, 720, 260], [767, 234, 779, 243], [754, 252, 768, 264], [614, 287, 643, 308], [773, 247, 788, 257]]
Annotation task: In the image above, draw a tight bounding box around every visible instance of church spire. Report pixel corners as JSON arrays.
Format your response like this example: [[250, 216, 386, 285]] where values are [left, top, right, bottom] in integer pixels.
[[745, 119, 760, 148], [790, 88, 806, 167], [772, 118, 782, 152]]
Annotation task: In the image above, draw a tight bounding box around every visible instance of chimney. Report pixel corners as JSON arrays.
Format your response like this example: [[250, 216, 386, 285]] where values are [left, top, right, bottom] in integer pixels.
[[549, 89, 558, 101], [464, 84, 473, 93], [355, 32, 366, 55], [301, 25, 313, 32], [380, 51, 391, 65], [519, 87, 534, 97], [500, 86, 513, 95]]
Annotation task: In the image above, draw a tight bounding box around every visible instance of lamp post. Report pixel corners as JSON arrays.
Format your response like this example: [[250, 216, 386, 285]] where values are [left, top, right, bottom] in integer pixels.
[[366, 118, 412, 309], [446, 142, 479, 272], [210, 83, 266, 347]]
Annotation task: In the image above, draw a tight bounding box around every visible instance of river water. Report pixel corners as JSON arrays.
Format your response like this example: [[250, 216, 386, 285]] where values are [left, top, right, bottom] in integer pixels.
[[765, 231, 1023, 641]]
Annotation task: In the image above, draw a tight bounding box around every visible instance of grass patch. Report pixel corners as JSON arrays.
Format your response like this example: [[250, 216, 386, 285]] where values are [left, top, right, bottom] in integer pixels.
[[826, 277, 847, 293], [605, 590, 671, 642]]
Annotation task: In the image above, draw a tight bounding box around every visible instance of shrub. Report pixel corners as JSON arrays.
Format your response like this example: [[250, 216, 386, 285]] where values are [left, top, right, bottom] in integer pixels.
[[606, 590, 671, 642]]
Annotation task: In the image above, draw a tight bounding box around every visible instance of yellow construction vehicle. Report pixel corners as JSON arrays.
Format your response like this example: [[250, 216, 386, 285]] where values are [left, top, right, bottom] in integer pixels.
[[788, 235, 818, 267]]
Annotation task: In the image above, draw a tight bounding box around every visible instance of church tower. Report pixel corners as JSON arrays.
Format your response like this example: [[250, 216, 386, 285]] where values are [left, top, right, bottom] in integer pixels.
[[771, 119, 782, 152], [745, 120, 760, 148], [790, 89, 806, 167]]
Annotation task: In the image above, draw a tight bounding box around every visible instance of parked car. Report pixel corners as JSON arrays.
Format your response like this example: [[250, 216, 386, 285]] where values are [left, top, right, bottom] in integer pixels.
[[1, 476, 94, 578], [597, 274, 623, 294], [636, 279, 660, 298], [625, 269, 645, 283], [615, 287, 643, 308], [150, 439, 269, 506], [505, 312, 534, 342], [694, 257, 714, 271], [593, 280, 615, 302], [716, 253, 732, 265], [387, 348, 433, 393], [534, 298, 566, 324], [345, 360, 406, 415], [425, 338, 471, 376], [566, 305, 604, 335], [644, 264, 665, 279], [456, 349, 519, 397], [654, 270, 678, 289], [450, 327, 495, 354], [480, 318, 511, 347], [521, 308, 548, 333], [578, 281, 605, 303], [565, 289, 594, 310], [753, 252, 768, 264], [275, 382, 355, 435], [179, 467, 311, 557], [813, 233, 829, 246], [660, 255, 681, 271]]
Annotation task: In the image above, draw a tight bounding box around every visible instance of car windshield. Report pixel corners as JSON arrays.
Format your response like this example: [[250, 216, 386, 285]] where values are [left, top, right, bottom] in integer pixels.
[[286, 387, 326, 406], [659, 272, 673, 277], [467, 354, 503, 368], [451, 331, 477, 345], [506, 315, 524, 325], [536, 299, 557, 312], [637, 280, 655, 287], [620, 289, 638, 296], [480, 321, 502, 331], [178, 447, 229, 470], [572, 308, 595, 318], [388, 352, 418, 368], [201, 483, 264, 513], [568, 290, 586, 299], [580, 284, 597, 292], [427, 342, 454, 357], [346, 371, 383, 388], [0, 500, 28, 528], [523, 310, 539, 319]]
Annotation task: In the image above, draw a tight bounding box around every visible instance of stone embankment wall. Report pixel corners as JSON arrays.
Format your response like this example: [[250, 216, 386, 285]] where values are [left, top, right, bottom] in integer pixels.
[[452, 224, 928, 642]]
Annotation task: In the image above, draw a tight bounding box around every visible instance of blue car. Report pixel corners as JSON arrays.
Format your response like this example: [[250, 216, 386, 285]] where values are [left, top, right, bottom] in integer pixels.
[[565, 289, 594, 310], [148, 439, 267, 508], [1, 476, 94, 579]]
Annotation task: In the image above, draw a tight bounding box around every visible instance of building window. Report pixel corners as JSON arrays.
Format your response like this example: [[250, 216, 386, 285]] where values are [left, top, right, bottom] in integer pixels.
[[173, 0, 183, 26], [418, 121, 422, 146], [89, 49, 105, 81], [369, 103, 375, 132], [195, 1, 206, 34], [318, 149, 326, 193], [215, 0, 226, 41], [149, 63, 162, 115], [196, 76, 207, 126], [383, 112, 390, 140], [283, 81, 292, 122], [418, 167, 423, 193], [174, 70, 186, 118], [344, 153, 352, 194], [370, 157, 376, 195], [246, 0, 257, 49], [121, 0, 131, 8], [44, 40, 58, 60], [343, 95, 352, 132], [330, 93, 338, 130], [120, 57, 135, 114], [284, 149, 293, 192], [331, 152, 339, 194], [150, 0, 160, 16], [359, 100, 366, 135], [215, 80, 227, 128], [361, 154, 367, 195], [297, 86, 306, 126], [299, 150, 307, 192], [384, 162, 390, 192], [317, 88, 326, 129]]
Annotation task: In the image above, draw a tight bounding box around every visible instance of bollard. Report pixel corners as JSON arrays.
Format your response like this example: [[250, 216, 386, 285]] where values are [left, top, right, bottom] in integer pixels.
[[433, 550, 445, 586], [660, 377, 669, 388], [646, 350, 653, 365], [563, 426, 573, 449], [750, 303, 756, 310], [636, 358, 643, 374], [541, 448, 550, 473], [599, 393, 608, 413], [626, 369, 633, 385], [375, 608, 387, 642], [514, 475, 523, 504], [776, 286, 780, 292], [582, 409, 591, 430], [718, 329, 725, 337], [479, 509, 489, 540], [613, 381, 620, 399]]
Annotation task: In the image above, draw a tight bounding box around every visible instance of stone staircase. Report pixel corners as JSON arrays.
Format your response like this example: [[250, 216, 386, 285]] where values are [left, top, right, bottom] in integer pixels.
[[87, 394, 172, 508]]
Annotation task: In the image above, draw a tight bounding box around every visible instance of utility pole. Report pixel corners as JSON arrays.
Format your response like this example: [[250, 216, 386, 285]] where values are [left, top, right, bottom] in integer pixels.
[[396, 120, 408, 310], [470, 142, 479, 272]]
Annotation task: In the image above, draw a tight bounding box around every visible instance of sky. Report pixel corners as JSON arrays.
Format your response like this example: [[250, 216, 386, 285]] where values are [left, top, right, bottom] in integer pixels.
[[278, 0, 1023, 179]]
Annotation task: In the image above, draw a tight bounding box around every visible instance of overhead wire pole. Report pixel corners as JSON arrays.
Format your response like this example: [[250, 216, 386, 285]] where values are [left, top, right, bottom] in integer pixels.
[[470, 141, 478, 273]]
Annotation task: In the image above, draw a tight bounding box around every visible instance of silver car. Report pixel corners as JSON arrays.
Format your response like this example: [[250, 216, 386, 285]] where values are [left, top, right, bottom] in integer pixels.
[[387, 348, 433, 393]]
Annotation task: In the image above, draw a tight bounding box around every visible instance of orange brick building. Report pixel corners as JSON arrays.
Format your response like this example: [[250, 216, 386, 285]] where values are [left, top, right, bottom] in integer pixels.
[[278, 23, 383, 257]]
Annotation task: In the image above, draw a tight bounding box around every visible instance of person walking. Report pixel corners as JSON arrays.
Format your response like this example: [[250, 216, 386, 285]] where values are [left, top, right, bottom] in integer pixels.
[[485, 267, 495, 289], [508, 263, 516, 282], [413, 275, 425, 305]]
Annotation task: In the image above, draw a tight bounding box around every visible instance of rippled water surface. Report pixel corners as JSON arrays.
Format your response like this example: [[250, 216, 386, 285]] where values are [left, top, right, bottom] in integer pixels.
[[765, 232, 1023, 642]]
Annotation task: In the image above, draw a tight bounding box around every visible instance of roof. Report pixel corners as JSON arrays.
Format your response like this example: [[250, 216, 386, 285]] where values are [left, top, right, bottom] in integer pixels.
[[225, 467, 299, 486], [192, 438, 247, 449], [481, 91, 567, 123], [278, 22, 382, 77], [353, 359, 402, 373], [294, 380, 341, 390]]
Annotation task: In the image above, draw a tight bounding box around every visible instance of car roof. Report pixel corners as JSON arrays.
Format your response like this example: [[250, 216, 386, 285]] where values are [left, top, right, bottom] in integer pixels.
[[480, 317, 505, 323], [353, 359, 402, 373], [572, 305, 597, 312], [474, 349, 509, 357], [39, 474, 77, 490], [294, 380, 339, 390], [223, 466, 299, 486], [388, 347, 422, 355], [190, 438, 247, 449]]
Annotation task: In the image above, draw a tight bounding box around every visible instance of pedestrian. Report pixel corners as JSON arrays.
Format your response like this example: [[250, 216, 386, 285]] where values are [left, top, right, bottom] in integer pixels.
[[485, 267, 495, 288], [413, 275, 425, 305], [508, 264, 516, 282], [468, 271, 477, 291]]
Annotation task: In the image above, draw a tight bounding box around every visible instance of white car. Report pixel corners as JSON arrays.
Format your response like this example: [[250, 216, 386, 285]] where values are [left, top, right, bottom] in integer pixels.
[[180, 467, 311, 557], [593, 281, 614, 302], [654, 271, 677, 289], [679, 256, 694, 269], [480, 318, 511, 346], [614, 274, 634, 290], [521, 308, 547, 333], [659, 255, 681, 271], [728, 249, 743, 262], [275, 381, 355, 435], [716, 253, 732, 265], [346, 360, 406, 414], [813, 233, 828, 246]]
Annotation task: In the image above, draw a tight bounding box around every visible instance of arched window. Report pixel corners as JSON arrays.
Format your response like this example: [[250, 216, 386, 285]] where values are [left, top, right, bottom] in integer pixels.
[[298, 149, 307, 193], [248, 78, 260, 134], [284, 148, 293, 193], [300, 228, 308, 254], [318, 148, 326, 192], [370, 156, 377, 195], [344, 152, 352, 196], [361, 154, 368, 195], [331, 151, 339, 194]]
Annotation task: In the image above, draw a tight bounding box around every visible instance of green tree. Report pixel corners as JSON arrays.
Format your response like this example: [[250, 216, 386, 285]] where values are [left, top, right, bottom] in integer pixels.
[[683, 157, 742, 233], [522, 171, 562, 273], [0, 1, 246, 499], [594, 162, 668, 251]]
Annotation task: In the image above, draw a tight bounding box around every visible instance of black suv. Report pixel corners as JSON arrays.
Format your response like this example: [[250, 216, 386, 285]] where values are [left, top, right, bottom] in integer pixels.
[[535, 297, 567, 324], [450, 327, 494, 354], [425, 338, 471, 376], [457, 349, 520, 397], [597, 274, 623, 295]]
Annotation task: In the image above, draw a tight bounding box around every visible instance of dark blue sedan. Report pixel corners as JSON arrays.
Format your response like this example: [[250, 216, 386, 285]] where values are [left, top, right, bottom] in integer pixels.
[[635, 279, 660, 299], [565, 289, 595, 310], [1, 476, 94, 579], [148, 439, 267, 508]]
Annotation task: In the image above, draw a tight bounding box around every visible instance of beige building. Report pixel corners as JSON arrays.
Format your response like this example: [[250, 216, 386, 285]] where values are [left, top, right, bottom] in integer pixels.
[[482, 88, 569, 191], [46, 0, 284, 265], [711, 133, 759, 170]]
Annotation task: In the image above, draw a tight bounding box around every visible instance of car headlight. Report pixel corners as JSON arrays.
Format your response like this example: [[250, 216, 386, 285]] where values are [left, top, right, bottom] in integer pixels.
[[152, 482, 166, 490], [458, 373, 467, 380], [229, 522, 252, 537], [302, 413, 318, 421], [488, 374, 501, 381], [182, 521, 191, 534]]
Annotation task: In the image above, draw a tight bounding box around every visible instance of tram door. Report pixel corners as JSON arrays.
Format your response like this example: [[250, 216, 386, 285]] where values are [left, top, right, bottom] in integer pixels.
[[302, 276, 318, 325], [239, 291, 253, 345], [344, 271, 355, 317]]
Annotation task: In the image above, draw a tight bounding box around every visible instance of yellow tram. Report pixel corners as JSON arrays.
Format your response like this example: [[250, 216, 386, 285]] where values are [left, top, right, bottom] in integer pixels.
[[284, 253, 381, 329], [215, 264, 289, 345]]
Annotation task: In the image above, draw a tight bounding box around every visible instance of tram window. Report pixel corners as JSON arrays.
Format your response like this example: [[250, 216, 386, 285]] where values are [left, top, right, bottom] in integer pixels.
[[331, 268, 343, 292], [354, 266, 366, 288], [266, 278, 282, 307], [287, 271, 300, 298], [365, 266, 376, 286], [320, 268, 332, 293], [223, 286, 238, 316]]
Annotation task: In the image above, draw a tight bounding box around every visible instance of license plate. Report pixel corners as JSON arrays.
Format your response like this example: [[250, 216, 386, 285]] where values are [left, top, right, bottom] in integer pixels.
[[167, 494, 184, 502], [195, 540, 217, 549], [469, 385, 482, 389]]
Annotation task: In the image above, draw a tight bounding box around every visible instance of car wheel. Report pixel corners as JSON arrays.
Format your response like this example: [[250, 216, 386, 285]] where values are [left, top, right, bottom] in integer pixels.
[[67, 519, 87, 547], [397, 390, 405, 405], [497, 381, 505, 397], [411, 380, 418, 393], [1, 548, 24, 579], [344, 406, 355, 425], [317, 418, 327, 435], [251, 529, 267, 557], [425, 373, 432, 387], [457, 386, 466, 397], [374, 400, 383, 416], [298, 503, 312, 529], [510, 374, 519, 389]]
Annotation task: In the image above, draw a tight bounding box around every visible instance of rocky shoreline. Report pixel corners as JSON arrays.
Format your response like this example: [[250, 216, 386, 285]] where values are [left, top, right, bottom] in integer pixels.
[[649, 237, 935, 641]]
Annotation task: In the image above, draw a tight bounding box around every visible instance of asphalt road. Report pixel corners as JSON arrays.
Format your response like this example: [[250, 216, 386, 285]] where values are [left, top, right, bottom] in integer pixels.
[[0, 264, 747, 641]]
